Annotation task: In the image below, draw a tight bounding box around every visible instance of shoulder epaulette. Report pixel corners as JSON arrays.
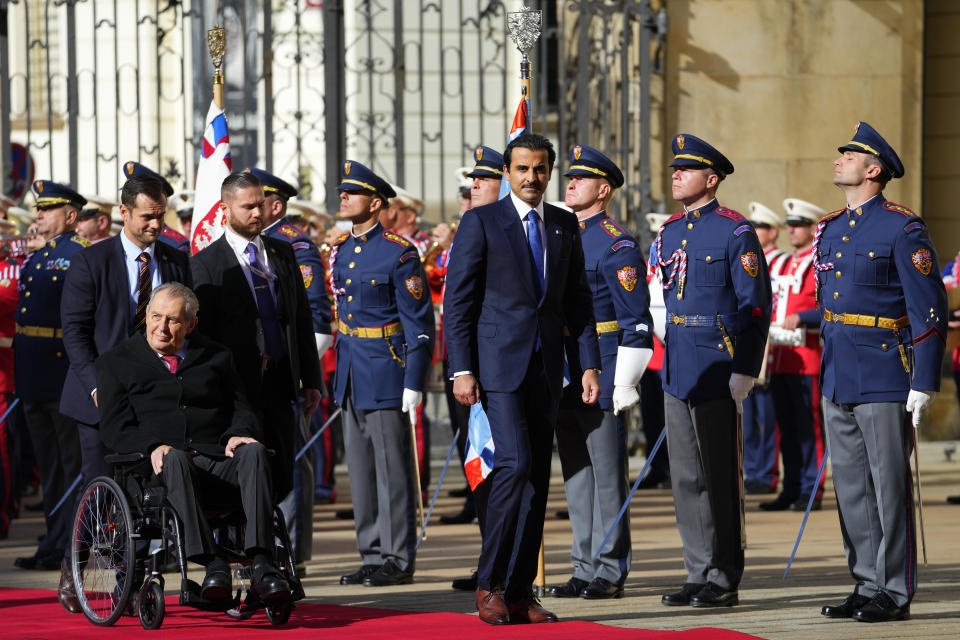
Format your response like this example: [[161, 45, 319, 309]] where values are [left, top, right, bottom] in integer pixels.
[[820, 208, 845, 225], [383, 230, 411, 248], [161, 226, 186, 242], [715, 206, 745, 222], [600, 218, 626, 238], [279, 223, 302, 239], [610, 238, 636, 252], [663, 211, 684, 226], [71, 234, 91, 247], [332, 231, 350, 246], [883, 201, 916, 218]]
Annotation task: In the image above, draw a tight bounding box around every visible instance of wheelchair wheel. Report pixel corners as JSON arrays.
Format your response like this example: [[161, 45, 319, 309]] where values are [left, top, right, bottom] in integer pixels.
[[71, 477, 136, 626], [138, 581, 165, 630], [265, 600, 292, 625]]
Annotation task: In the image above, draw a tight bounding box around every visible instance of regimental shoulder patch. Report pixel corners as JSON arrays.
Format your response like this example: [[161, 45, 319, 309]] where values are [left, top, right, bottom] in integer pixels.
[[71, 234, 91, 247], [740, 251, 759, 277], [299, 264, 314, 288], [617, 266, 638, 292], [279, 224, 301, 239], [912, 248, 933, 275], [332, 231, 350, 246], [883, 201, 916, 218], [733, 223, 752, 237], [383, 230, 411, 247], [716, 206, 745, 222], [291, 241, 311, 251], [405, 275, 424, 299], [904, 221, 925, 235], [398, 249, 418, 263], [601, 218, 625, 238], [610, 239, 636, 252]]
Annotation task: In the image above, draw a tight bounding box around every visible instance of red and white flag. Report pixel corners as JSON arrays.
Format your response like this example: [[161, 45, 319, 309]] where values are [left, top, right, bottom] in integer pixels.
[[190, 100, 232, 254], [499, 96, 530, 198]]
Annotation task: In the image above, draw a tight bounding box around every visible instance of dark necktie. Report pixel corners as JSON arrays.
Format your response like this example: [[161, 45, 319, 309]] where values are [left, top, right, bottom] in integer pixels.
[[161, 354, 180, 374], [525, 210, 545, 299], [245, 242, 285, 360], [133, 252, 151, 332]]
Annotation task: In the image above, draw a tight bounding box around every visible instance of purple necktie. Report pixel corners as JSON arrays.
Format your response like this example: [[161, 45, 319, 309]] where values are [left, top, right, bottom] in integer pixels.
[[245, 243, 285, 360]]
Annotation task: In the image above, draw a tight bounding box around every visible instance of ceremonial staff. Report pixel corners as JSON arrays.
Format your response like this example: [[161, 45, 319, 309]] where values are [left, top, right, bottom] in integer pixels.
[[507, 3, 545, 596]]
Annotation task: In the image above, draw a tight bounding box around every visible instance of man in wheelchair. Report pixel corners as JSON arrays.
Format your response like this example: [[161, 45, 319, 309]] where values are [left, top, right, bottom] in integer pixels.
[[95, 282, 291, 604]]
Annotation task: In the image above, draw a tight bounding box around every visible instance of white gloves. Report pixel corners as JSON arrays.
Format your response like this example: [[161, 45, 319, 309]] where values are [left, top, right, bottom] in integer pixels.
[[729, 373, 756, 415], [402, 388, 423, 414], [906, 389, 935, 428], [612, 346, 654, 415], [315, 333, 333, 358]]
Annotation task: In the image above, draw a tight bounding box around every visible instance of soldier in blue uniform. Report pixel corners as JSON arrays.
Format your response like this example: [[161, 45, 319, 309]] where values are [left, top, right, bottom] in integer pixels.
[[548, 145, 653, 600], [651, 134, 771, 608], [331, 160, 435, 587], [244, 166, 333, 569], [122, 162, 190, 253], [815, 122, 946, 623], [13, 180, 89, 570]]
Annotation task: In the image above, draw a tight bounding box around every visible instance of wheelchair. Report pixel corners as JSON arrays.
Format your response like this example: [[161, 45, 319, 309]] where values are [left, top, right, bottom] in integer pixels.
[[69, 452, 304, 629]]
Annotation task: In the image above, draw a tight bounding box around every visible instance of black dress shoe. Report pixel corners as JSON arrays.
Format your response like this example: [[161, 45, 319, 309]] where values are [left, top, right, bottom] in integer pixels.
[[448, 487, 469, 498], [790, 495, 821, 511], [547, 576, 589, 598], [340, 564, 382, 585], [661, 583, 704, 606], [440, 506, 476, 525], [853, 591, 909, 622], [201, 561, 232, 601], [758, 494, 796, 511], [14, 552, 61, 570], [821, 593, 871, 618], [636, 474, 671, 490], [452, 571, 478, 591], [690, 582, 738, 607], [581, 577, 623, 599], [555, 509, 569, 520], [363, 559, 413, 586], [335, 508, 355, 520], [251, 562, 291, 602], [947, 495, 960, 504], [745, 480, 777, 495]]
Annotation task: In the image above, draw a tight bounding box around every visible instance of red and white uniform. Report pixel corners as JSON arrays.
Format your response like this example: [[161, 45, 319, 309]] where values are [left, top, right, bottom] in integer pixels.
[[768, 246, 821, 375]]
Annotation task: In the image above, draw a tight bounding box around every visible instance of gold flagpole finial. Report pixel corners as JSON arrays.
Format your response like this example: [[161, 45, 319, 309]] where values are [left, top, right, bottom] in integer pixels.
[[207, 24, 226, 109]]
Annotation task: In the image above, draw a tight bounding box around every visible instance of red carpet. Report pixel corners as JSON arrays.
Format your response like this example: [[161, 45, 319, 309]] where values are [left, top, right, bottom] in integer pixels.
[[0, 588, 763, 639]]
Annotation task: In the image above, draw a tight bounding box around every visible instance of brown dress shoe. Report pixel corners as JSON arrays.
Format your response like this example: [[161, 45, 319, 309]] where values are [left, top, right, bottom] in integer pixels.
[[58, 559, 81, 614], [475, 587, 509, 625], [507, 592, 558, 623]]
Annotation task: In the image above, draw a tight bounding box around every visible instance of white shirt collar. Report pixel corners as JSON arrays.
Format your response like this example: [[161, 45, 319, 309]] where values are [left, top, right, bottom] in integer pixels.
[[223, 226, 263, 256], [118, 228, 155, 260], [352, 221, 382, 240], [510, 191, 545, 222]]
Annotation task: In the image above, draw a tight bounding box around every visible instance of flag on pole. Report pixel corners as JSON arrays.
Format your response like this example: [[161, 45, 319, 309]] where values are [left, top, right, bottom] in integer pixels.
[[498, 96, 531, 198], [190, 100, 232, 254], [464, 403, 495, 491]]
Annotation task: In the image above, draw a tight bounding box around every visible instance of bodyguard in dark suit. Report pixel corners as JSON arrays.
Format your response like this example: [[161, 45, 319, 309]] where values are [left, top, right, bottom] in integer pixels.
[[816, 122, 946, 623], [120, 161, 190, 253], [444, 133, 601, 625], [97, 283, 290, 603], [14, 180, 88, 573], [191, 172, 322, 500], [651, 134, 771, 609]]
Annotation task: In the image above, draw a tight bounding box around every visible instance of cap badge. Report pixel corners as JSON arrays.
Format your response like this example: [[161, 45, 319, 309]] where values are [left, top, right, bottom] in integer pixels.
[[475, 146, 483, 162], [676, 135, 685, 150], [125, 161, 135, 176], [573, 145, 582, 160], [344, 161, 351, 176], [34, 180, 43, 193]]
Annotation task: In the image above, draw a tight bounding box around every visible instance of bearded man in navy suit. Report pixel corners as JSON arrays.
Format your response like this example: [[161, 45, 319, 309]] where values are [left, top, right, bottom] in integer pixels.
[[444, 133, 601, 625]]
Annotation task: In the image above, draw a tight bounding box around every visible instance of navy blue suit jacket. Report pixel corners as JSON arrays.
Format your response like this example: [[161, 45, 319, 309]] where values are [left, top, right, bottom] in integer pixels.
[[60, 234, 191, 425], [444, 196, 600, 403]]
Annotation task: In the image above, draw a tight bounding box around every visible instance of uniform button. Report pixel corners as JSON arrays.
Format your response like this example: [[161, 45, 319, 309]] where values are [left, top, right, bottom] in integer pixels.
[[35, 264, 40, 269], [881, 343, 888, 350], [717, 344, 724, 350], [179, 404, 186, 410], [868, 251, 875, 258], [347, 295, 353, 302], [347, 313, 353, 320], [849, 219, 856, 227], [345, 278, 352, 285], [833, 291, 839, 300], [20, 307, 25, 313], [348, 261, 355, 268], [835, 252, 842, 258], [705, 256, 712, 263], [370, 279, 376, 285], [687, 223, 693, 230], [842, 235, 850, 242], [177, 376, 183, 381], [43, 251, 49, 257], [27, 277, 33, 282], [56, 351, 63, 358], [354, 246, 362, 254], [835, 271, 841, 278], [24, 291, 30, 298], [52, 276, 57, 281]]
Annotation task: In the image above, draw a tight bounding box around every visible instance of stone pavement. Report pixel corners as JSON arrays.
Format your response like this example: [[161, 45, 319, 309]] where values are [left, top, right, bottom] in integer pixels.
[[2, 441, 959, 639]]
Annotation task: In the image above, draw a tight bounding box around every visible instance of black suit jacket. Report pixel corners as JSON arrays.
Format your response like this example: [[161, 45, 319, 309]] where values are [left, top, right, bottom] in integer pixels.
[[190, 234, 321, 409], [444, 196, 600, 403], [96, 332, 260, 458], [60, 234, 192, 425]]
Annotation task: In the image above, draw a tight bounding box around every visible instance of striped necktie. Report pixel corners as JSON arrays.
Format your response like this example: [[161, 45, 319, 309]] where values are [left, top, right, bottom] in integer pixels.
[[133, 252, 151, 331]]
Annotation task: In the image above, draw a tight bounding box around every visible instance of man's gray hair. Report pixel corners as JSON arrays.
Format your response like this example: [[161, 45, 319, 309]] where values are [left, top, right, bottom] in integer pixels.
[[149, 282, 199, 320]]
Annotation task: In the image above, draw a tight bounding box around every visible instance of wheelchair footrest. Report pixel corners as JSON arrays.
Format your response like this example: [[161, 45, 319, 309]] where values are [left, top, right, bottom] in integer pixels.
[[178, 578, 240, 612]]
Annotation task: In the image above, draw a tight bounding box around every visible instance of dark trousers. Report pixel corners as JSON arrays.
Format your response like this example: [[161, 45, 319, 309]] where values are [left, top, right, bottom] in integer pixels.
[[664, 392, 744, 590], [477, 350, 554, 599], [769, 374, 824, 500], [0, 393, 21, 534], [23, 400, 81, 558], [77, 422, 111, 485], [258, 360, 297, 498], [159, 443, 274, 562], [444, 362, 481, 521]]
